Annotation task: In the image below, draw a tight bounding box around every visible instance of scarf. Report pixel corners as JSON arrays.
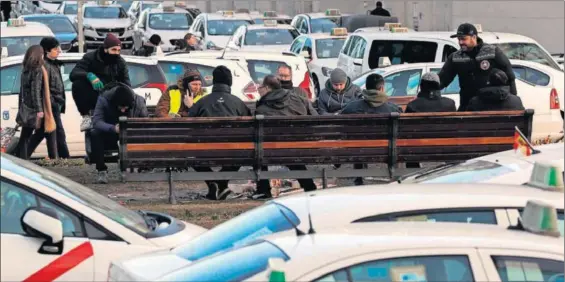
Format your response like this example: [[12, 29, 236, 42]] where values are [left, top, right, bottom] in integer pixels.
[[41, 66, 56, 133]]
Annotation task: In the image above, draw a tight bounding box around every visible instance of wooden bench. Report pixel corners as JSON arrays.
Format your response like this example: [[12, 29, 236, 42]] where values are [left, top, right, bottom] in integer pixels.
[[118, 110, 534, 203]]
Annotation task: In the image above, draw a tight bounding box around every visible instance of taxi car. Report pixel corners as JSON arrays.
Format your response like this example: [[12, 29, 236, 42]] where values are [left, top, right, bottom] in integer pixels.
[[132, 5, 193, 52], [106, 172, 565, 281], [122, 0, 161, 21], [291, 9, 348, 35], [0, 18, 55, 57], [188, 11, 253, 50], [226, 20, 300, 53], [78, 2, 135, 49], [22, 14, 79, 52], [351, 60, 563, 140], [0, 54, 167, 157], [251, 11, 292, 25], [0, 153, 207, 282], [55, 1, 91, 23], [289, 28, 348, 94], [109, 201, 564, 281]]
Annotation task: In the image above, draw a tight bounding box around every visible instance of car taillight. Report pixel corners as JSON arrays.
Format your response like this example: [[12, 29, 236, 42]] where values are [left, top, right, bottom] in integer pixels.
[[144, 83, 167, 94], [550, 88, 560, 110], [299, 71, 313, 100], [242, 82, 258, 100]]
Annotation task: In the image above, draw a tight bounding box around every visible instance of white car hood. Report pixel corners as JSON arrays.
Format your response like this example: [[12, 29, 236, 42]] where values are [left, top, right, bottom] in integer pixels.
[[84, 18, 131, 28], [208, 36, 231, 49], [311, 58, 339, 69], [110, 251, 192, 281], [147, 221, 207, 248]]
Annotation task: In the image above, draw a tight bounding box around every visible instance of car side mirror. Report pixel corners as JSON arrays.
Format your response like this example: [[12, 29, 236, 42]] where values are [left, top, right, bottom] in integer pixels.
[[22, 207, 64, 255], [300, 50, 311, 59], [1, 47, 8, 58]]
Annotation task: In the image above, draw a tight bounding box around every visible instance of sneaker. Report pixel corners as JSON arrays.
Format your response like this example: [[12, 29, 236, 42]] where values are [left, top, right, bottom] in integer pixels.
[[80, 115, 92, 132], [96, 171, 108, 184], [205, 182, 219, 200]]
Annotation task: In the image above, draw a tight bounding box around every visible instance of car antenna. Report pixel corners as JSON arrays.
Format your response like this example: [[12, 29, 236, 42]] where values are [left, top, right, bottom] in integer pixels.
[[305, 193, 316, 235], [276, 204, 306, 236], [218, 32, 236, 59]]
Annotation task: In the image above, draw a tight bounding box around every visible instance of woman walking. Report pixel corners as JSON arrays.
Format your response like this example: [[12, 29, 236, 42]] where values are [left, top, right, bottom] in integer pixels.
[[16, 45, 57, 160]]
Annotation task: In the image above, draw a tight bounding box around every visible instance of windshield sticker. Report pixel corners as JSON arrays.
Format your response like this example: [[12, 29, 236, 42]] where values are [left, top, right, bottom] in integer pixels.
[[2, 111, 9, 120], [232, 226, 273, 248], [390, 265, 427, 282]]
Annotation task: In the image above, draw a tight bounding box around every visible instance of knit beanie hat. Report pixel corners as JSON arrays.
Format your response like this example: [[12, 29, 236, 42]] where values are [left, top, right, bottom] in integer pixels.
[[40, 37, 60, 53], [420, 72, 441, 91], [178, 69, 202, 90], [149, 34, 161, 46], [212, 65, 233, 86], [110, 85, 135, 108], [330, 68, 347, 84], [488, 68, 508, 87], [104, 33, 121, 49]]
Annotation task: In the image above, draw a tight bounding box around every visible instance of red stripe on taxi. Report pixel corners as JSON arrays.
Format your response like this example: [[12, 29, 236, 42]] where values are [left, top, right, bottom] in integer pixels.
[[24, 242, 94, 282]]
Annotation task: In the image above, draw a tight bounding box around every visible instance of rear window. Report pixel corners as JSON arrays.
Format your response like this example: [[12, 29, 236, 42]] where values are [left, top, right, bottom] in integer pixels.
[[244, 29, 299, 45], [158, 62, 214, 87], [310, 18, 339, 33], [316, 38, 346, 59], [246, 60, 285, 84], [63, 3, 77, 15], [148, 13, 192, 30], [368, 40, 438, 69], [495, 43, 561, 70]]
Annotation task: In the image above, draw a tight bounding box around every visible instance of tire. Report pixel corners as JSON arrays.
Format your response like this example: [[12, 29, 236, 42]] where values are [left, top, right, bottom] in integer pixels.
[[313, 75, 321, 96]]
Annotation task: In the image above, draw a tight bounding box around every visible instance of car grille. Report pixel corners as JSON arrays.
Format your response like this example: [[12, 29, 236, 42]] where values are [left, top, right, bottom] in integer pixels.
[[96, 28, 125, 37]]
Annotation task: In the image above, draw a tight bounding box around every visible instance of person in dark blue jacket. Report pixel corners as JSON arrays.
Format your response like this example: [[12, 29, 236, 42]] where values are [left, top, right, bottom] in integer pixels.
[[91, 83, 148, 184]]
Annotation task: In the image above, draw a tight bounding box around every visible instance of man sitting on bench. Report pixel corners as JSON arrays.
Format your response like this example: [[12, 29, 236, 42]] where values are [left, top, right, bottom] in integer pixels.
[[91, 83, 148, 184]]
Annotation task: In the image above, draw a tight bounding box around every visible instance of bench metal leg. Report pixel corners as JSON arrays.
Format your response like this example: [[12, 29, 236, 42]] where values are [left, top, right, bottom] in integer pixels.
[[322, 168, 328, 189], [168, 170, 177, 204]]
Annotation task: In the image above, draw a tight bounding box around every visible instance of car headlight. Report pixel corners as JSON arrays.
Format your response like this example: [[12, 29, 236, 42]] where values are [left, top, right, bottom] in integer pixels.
[[84, 24, 94, 31], [322, 67, 333, 77]]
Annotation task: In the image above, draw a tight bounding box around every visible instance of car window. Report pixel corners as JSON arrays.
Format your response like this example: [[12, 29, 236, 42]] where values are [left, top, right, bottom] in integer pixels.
[[355, 209, 498, 225], [310, 18, 339, 33], [385, 69, 422, 96], [431, 68, 461, 94], [301, 38, 313, 57], [158, 62, 214, 87], [443, 45, 458, 62], [492, 256, 563, 282], [1, 36, 44, 57], [351, 38, 367, 59], [84, 6, 128, 19], [316, 38, 346, 59], [244, 29, 299, 45], [495, 43, 561, 70], [148, 13, 192, 30], [0, 64, 22, 95], [512, 66, 550, 86], [352, 69, 386, 88], [368, 40, 438, 69], [246, 60, 286, 84], [128, 63, 151, 88], [317, 255, 474, 282], [0, 179, 84, 237], [299, 17, 309, 34], [207, 20, 251, 36], [290, 37, 305, 54], [63, 3, 77, 15], [25, 17, 76, 33], [344, 36, 360, 57]]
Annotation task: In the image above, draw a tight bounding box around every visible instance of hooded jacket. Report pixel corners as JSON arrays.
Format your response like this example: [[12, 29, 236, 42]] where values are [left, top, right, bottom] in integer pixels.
[[44, 57, 66, 113], [255, 88, 318, 116], [155, 72, 207, 117], [92, 83, 148, 133], [340, 89, 402, 114], [405, 90, 456, 113], [316, 78, 362, 115], [16, 67, 44, 128], [188, 84, 251, 117], [466, 85, 525, 112]]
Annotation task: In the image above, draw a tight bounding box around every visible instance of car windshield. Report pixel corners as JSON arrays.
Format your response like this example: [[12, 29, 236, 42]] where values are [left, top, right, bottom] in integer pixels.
[[352, 69, 386, 87], [25, 17, 75, 33], [254, 19, 291, 25], [0, 155, 151, 235], [141, 3, 160, 10], [310, 17, 339, 33], [404, 160, 519, 184], [149, 13, 192, 30], [1, 36, 44, 57], [207, 20, 251, 36], [114, 1, 132, 11], [63, 3, 78, 15], [316, 38, 346, 59], [162, 241, 289, 282], [495, 43, 561, 70], [246, 60, 286, 84], [245, 29, 298, 45], [172, 202, 299, 261], [84, 6, 128, 19]]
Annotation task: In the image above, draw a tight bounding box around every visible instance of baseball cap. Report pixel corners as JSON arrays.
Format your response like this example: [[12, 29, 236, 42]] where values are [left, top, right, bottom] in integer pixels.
[[450, 23, 478, 38]]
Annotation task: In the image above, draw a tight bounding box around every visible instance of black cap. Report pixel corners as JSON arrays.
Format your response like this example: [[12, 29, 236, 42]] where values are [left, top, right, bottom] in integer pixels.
[[450, 23, 478, 38]]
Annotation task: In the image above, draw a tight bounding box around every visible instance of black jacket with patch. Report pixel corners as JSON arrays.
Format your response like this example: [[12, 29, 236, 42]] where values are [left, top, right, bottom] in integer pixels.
[[438, 39, 517, 111], [405, 90, 457, 113], [466, 86, 525, 112], [188, 84, 251, 117], [255, 89, 318, 116]]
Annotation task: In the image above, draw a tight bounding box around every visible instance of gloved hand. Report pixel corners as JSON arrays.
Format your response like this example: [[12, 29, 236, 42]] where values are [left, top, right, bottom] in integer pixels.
[[87, 72, 104, 91]]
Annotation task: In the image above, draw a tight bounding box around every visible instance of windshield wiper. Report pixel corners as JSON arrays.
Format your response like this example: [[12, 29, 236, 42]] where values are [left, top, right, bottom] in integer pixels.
[[137, 210, 158, 230], [397, 161, 462, 183], [275, 203, 305, 236]]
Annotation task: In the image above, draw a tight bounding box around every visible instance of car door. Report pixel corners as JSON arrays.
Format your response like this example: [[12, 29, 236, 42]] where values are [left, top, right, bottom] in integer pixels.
[[351, 37, 367, 79], [0, 63, 22, 130], [477, 249, 564, 282], [337, 35, 355, 75], [341, 35, 360, 78], [0, 178, 94, 281], [430, 66, 461, 108], [304, 248, 489, 282]]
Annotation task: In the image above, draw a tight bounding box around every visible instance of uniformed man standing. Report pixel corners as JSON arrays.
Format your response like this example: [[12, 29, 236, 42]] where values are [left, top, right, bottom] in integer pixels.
[[438, 23, 517, 111]]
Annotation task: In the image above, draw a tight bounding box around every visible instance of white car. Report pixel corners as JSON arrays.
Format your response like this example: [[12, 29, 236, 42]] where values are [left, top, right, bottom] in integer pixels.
[[226, 21, 300, 53], [157, 55, 259, 103], [78, 2, 134, 49], [55, 1, 93, 23], [337, 29, 562, 80], [0, 154, 206, 282], [289, 28, 348, 94], [397, 143, 564, 185], [0, 53, 168, 157], [290, 9, 348, 34], [177, 50, 316, 101], [36, 0, 62, 13], [123, 0, 161, 22], [106, 180, 564, 281], [188, 11, 253, 50], [0, 19, 55, 57], [109, 202, 564, 281], [132, 6, 193, 52], [351, 61, 563, 140]]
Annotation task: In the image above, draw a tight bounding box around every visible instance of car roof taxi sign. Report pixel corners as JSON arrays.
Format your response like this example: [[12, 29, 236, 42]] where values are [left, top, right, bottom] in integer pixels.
[[264, 19, 278, 26], [519, 200, 560, 237], [391, 27, 409, 33], [473, 24, 483, 33], [325, 9, 341, 16], [331, 28, 348, 36], [526, 161, 564, 192], [264, 11, 278, 17], [268, 258, 287, 282], [384, 22, 402, 30]]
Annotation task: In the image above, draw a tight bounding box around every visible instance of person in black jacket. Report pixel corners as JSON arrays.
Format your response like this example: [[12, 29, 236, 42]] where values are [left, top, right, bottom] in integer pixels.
[[189, 66, 252, 200], [341, 73, 401, 185], [439, 23, 517, 111], [1, 1, 11, 21], [91, 83, 148, 184], [467, 68, 525, 112], [370, 1, 391, 16], [405, 72, 456, 113], [70, 34, 131, 132], [277, 64, 317, 114], [253, 75, 318, 198], [134, 34, 162, 57]]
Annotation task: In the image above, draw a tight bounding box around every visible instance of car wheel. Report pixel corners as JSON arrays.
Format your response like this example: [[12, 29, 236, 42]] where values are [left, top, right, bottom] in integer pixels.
[[313, 75, 321, 95]]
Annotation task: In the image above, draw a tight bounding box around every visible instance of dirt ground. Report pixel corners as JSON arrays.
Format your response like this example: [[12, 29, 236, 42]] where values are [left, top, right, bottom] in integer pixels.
[[38, 160, 389, 229]]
